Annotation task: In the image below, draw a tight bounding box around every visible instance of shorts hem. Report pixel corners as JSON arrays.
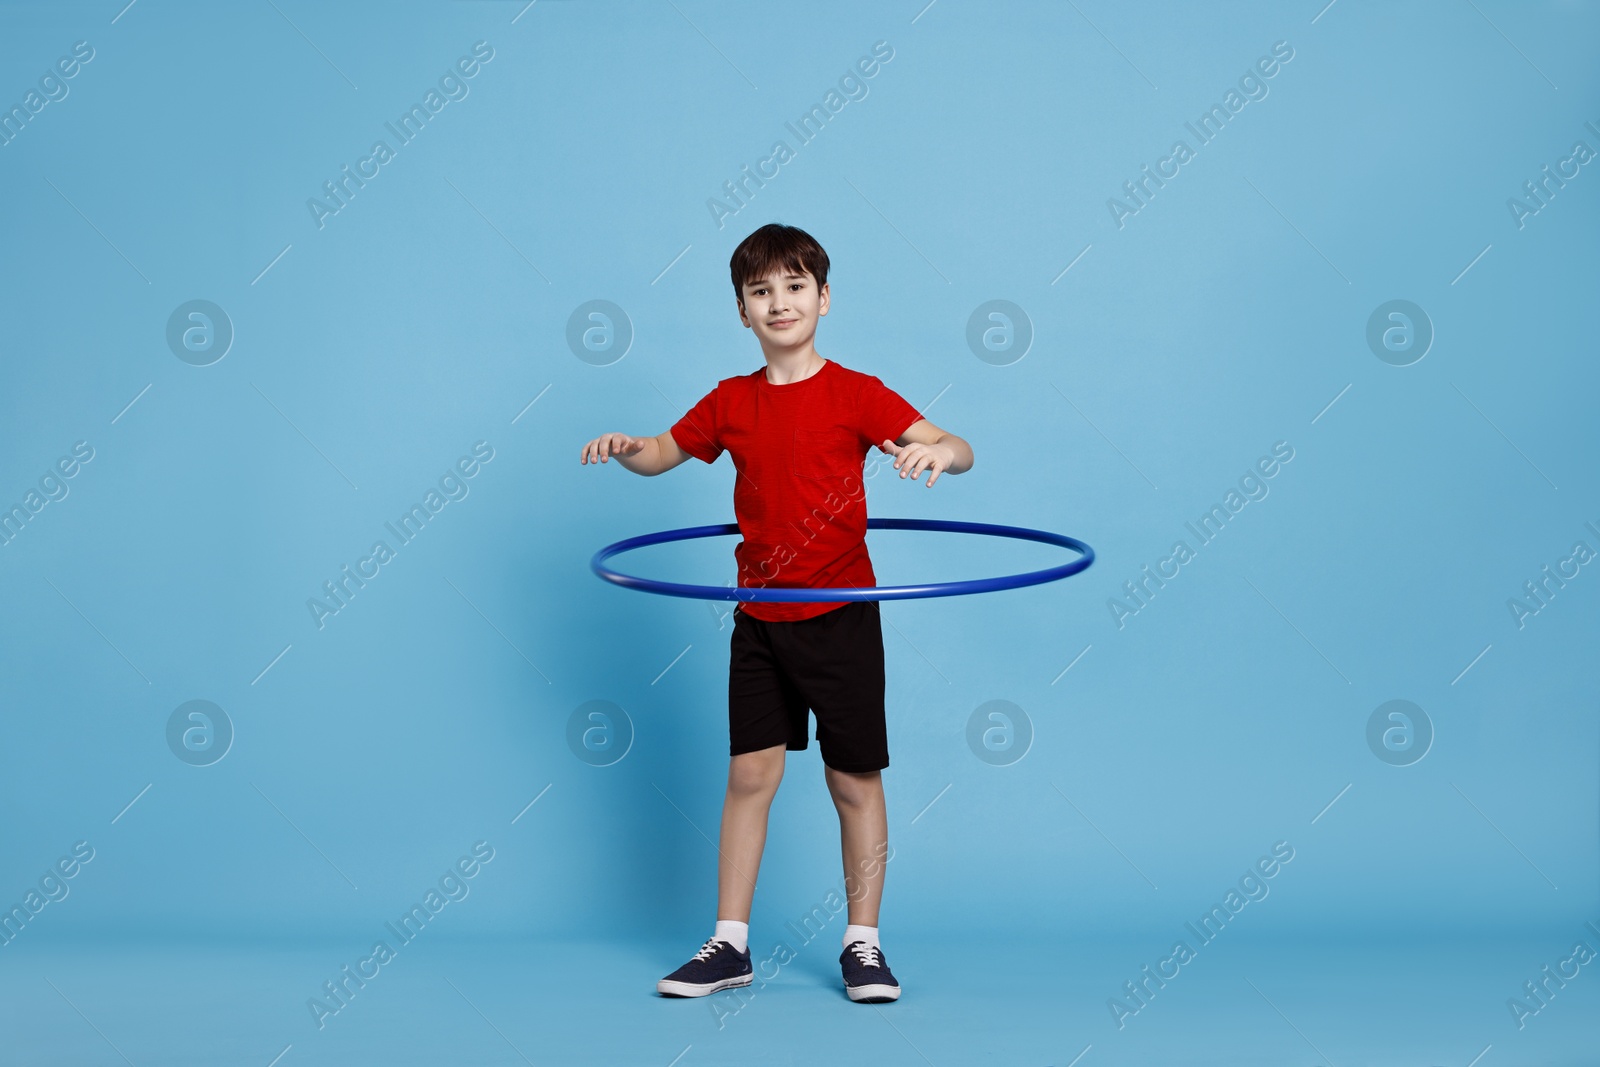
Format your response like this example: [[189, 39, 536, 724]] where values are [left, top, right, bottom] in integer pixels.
[[729, 740, 807, 758], [822, 757, 889, 773]]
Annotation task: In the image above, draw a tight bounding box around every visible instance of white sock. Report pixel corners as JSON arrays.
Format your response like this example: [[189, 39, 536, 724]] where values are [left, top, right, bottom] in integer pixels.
[[714, 919, 749, 954], [843, 923, 879, 951]]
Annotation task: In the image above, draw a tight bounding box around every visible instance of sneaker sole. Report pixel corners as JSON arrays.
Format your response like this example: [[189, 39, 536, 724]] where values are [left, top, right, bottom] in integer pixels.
[[657, 973, 753, 998], [846, 982, 901, 1003]]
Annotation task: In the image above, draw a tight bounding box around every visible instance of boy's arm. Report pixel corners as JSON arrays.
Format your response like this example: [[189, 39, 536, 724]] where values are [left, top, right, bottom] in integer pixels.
[[647, 431, 693, 476], [579, 431, 693, 476], [880, 419, 974, 487]]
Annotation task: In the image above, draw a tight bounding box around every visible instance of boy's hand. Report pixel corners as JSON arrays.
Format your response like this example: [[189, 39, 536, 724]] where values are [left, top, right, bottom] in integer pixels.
[[581, 433, 647, 465], [878, 439, 955, 487]]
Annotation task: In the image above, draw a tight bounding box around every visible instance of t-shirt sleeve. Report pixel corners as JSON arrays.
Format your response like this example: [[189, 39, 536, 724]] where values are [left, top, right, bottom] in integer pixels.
[[857, 375, 924, 449], [669, 385, 723, 463]]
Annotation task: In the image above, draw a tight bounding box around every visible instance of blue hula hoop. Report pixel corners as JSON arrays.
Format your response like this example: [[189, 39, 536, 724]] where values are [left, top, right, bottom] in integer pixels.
[[590, 518, 1094, 602]]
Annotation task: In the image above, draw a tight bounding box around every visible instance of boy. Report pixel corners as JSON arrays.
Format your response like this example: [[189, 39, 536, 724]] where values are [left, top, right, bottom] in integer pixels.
[[579, 223, 974, 1003]]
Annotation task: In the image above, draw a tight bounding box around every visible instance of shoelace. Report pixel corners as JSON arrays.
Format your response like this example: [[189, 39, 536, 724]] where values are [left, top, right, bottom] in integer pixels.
[[691, 937, 728, 963], [846, 941, 883, 968]]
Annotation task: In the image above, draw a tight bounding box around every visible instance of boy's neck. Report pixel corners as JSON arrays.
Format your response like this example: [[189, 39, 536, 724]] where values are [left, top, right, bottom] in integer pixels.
[[763, 347, 827, 385]]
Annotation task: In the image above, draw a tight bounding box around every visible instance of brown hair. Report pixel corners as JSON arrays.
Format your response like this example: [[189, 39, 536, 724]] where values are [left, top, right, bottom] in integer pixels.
[[729, 223, 830, 307]]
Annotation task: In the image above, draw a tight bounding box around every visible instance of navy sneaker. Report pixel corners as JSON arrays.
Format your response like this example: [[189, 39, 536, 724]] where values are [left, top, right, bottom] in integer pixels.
[[840, 940, 901, 1002], [657, 938, 753, 997]]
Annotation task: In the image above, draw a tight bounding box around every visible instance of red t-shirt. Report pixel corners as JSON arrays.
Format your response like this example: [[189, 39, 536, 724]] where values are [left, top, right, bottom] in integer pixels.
[[670, 358, 922, 622]]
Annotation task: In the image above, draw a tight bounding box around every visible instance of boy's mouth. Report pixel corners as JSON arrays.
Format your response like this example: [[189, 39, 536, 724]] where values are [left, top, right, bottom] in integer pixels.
[[768, 318, 798, 328]]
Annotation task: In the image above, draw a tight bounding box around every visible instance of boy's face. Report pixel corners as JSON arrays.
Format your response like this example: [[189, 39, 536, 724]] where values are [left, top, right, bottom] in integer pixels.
[[737, 268, 828, 351]]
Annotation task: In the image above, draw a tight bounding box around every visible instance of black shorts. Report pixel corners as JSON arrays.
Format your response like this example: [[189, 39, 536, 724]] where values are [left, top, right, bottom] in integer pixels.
[[727, 600, 888, 773]]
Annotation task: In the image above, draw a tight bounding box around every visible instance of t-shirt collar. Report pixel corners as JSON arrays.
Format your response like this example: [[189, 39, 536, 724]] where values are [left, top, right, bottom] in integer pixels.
[[759, 357, 831, 389]]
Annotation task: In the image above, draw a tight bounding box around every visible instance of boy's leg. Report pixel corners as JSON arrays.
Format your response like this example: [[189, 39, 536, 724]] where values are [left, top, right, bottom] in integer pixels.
[[824, 765, 887, 925], [716, 742, 787, 923]]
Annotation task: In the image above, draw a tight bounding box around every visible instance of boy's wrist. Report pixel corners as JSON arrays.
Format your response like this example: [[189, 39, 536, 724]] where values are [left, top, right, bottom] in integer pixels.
[[622, 436, 657, 475]]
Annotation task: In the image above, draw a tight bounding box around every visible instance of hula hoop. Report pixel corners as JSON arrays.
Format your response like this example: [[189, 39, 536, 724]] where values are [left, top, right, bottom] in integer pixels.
[[590, 518, 1094, 602]]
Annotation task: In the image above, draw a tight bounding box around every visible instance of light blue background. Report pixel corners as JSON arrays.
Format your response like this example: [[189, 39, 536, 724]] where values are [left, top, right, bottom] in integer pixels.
[[1, 1, 1596, 1064]]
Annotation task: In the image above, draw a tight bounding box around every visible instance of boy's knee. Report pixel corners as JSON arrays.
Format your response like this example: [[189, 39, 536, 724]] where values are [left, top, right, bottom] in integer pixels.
[[728, 746, 785, 795], [825, 766, 882, 805]]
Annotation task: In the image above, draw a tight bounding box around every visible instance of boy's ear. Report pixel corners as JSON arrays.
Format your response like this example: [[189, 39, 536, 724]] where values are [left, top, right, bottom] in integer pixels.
[[818, 282, 829, 316]]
